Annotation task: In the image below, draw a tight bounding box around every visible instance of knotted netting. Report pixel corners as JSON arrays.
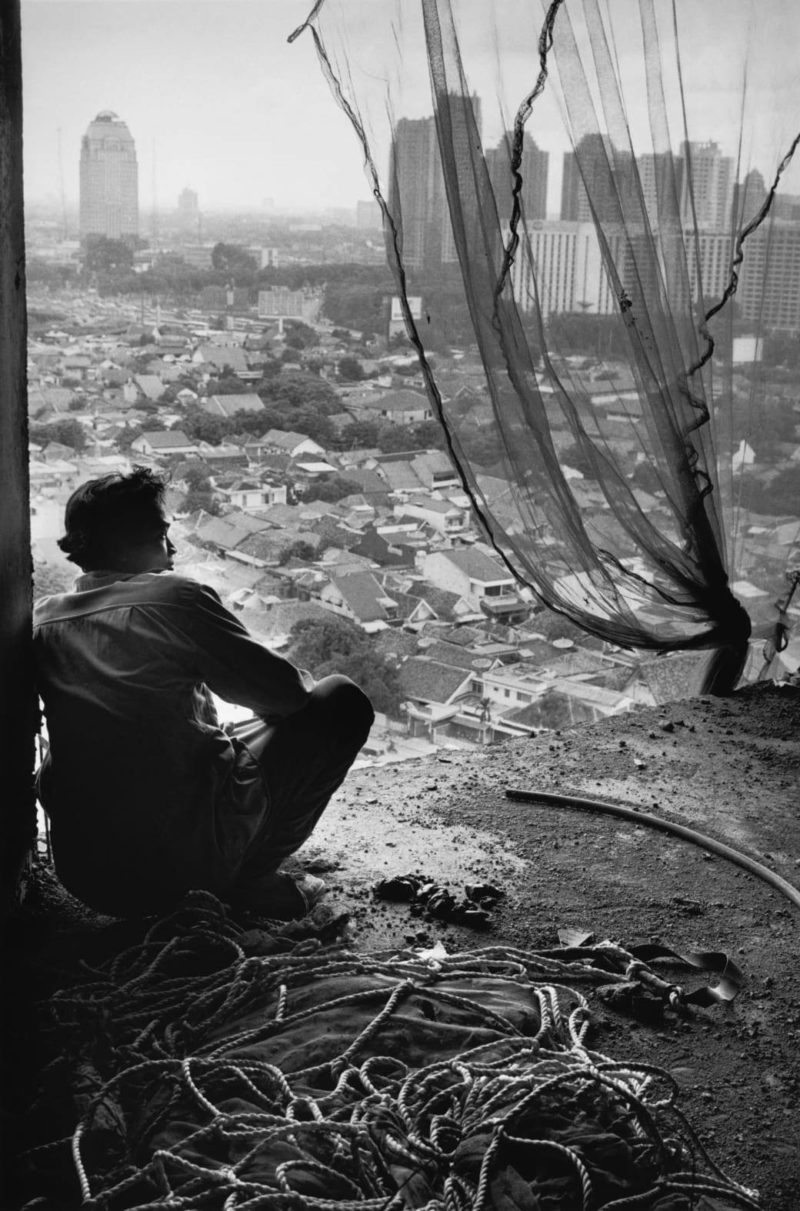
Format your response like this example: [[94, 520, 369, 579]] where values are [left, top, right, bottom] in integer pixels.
[[22, 893, 757, 1209], [292, 0, 800, 693]]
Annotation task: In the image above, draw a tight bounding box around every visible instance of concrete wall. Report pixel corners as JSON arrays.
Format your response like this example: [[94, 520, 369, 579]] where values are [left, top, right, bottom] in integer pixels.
[[0, 0, 36, 914]]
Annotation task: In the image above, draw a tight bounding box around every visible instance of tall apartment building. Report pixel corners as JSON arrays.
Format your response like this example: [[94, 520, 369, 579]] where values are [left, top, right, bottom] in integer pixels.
[[688, 231, 733, 309], [513, 218, 800, 334], [512, 220, 691, 323], [731, 169, 768, 228], [561, 134, 637, 223], [732, 222, 800, 332], [510, 221, 619, 318], [494, 117, 800, 333], [355, 199, 382, 229], [178, 186, 198, 214], [439, 93, 483, 265], [177, 186, 199, 227], [485, 131, 548, 224], [79, 110, 139, 243], [679, 141, 734, 230], [389, 116, 444, 269], [389, 95, 482, 269], [636, 152, 683, 229], [689, 223, 800, 333], [560, 137, 732, 233]]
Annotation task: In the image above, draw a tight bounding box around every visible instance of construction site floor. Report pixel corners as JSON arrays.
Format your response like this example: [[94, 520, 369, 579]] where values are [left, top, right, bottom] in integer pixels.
[[4, 681, 799, 1209]]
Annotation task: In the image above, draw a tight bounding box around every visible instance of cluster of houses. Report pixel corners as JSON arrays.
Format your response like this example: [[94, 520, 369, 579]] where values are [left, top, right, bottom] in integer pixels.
[[28, 288, 800, 753], [173, 495, 670, 743]]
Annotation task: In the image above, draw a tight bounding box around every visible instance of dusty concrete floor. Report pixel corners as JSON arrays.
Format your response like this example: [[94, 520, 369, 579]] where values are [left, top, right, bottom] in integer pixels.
[[293, 682, 800, 1209], [4, 682, 798, 1209]]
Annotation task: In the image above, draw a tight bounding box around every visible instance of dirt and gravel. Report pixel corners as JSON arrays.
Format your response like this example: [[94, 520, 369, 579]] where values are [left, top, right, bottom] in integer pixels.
[[299, 681, 800, 1209]]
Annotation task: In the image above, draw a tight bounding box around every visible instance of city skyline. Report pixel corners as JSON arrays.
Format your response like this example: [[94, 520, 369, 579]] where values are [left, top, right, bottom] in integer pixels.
[[21, 0, 800, 217], [21, 0, 367, 213]]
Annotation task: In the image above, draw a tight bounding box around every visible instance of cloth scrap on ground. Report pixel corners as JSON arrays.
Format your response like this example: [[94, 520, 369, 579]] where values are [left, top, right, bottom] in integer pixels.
[[22, 891, 759, 1210]]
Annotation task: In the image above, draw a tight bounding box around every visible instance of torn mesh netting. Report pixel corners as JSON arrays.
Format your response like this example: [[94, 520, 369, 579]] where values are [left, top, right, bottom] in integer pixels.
[[293, 0, 800, 693]]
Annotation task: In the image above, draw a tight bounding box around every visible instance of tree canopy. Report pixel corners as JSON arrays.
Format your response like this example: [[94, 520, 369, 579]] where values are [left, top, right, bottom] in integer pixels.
[[211, 243, 258, 277], [181, 474, 220, 516], [30, 419, 87, 451], [299, 475, 363, 503], [82, 236, 134, 273], [33, 559, 74, 597], [338, 355, 364, 381], [283, 321, 318, 351], [323, 282, 391, 335], [287, 616, 403, 716], [259, 371, 340, 413], [288, 616, 366, 667]]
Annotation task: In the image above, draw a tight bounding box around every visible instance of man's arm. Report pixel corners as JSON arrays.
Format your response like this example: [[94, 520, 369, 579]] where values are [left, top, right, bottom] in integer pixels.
[[172, 579, 314, 721]]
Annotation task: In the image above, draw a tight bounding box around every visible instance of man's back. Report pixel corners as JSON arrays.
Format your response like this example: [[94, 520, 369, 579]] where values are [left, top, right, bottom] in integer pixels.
[[34, 570, 309, 914]]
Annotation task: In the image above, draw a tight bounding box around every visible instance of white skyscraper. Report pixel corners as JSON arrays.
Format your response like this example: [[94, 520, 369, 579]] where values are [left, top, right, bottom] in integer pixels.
[[79, 111, 139, 243]]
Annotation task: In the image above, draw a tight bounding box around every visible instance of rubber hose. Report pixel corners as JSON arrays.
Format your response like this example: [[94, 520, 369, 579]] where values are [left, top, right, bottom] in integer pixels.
[[505, 787, 800, 912]]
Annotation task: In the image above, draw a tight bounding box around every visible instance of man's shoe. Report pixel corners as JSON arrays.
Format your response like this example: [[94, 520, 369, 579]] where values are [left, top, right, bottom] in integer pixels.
[[230, 871, 326, 920]]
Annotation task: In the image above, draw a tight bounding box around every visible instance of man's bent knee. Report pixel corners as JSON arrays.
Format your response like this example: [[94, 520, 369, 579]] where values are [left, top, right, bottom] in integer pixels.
[[310, 675, 374, 740]]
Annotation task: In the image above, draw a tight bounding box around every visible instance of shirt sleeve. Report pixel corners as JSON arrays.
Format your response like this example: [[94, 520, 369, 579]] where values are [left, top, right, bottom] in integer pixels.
[[170, 579, 314, 721]]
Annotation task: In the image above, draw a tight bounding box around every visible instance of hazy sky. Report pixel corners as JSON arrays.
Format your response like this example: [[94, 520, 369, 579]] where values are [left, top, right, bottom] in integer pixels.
[[20, 0, 800, 216], [21, 0, 370, 212]]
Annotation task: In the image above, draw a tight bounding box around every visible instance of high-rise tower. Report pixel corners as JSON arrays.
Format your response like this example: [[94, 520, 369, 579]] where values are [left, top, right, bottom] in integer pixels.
[[678, 141, 733, 230], [486, 131, 549, 224], [79, 110, 139, 243], [560, 134, 636, 223], [388, 95, 482, 270], [389, 115, 446, 269], [177, 187, 200, 239]]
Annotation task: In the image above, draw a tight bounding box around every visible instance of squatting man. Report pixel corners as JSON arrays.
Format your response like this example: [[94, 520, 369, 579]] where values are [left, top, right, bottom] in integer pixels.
[[33, 468, 374, 919]]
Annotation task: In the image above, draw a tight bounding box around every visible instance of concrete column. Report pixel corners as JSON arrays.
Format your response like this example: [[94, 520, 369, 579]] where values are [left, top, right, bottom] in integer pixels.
[[0, 0, 36, 914]]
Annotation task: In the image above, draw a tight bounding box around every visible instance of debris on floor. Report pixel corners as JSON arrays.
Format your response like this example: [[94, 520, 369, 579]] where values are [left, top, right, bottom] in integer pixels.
[[15, 890, 759, 1210], [374, 873, 504, 929]]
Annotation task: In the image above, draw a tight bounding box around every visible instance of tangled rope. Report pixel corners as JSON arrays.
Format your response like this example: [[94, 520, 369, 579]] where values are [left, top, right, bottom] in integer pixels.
[[22, 892, 759, 1210]]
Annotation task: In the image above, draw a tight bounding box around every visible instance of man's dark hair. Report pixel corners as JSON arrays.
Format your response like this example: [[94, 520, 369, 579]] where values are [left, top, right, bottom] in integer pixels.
[[58, 467, 168, 568]]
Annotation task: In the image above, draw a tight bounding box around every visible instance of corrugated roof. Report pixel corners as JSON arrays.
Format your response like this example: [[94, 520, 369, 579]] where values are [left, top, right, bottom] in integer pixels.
[[264, 429, 320, 451], [539, 648, 608, 676], [138, 429, 194, 449], [398, 657, 472, 703], [380, 461, 424, 492], [363, 388, 430, 412], [436, 625, 487, 646], [343, 467, 390, 496], [196, 345, 249, 371], [407, 586, 464, 620], [418, 640, 482, 670], [327, 571, 393, 623], [547, 678, 631, 709], [428, 547, 512, 582], [195, 512, 273, 550], [403, 496, 460, 515], [411, 451, 457, 478], [245, 503, 300, 528], [237, 529, 322, 561], [133, 375, 164, 400]]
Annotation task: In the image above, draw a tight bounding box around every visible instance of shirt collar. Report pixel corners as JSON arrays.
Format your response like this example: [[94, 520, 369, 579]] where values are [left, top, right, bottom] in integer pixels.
[[74, 570, 156, 592]]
